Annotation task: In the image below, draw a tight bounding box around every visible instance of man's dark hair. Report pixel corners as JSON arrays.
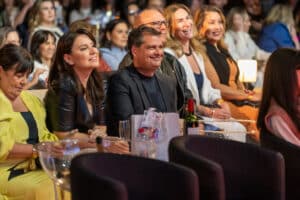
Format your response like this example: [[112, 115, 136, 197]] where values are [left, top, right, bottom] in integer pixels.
[[128, 26, 161, 57]]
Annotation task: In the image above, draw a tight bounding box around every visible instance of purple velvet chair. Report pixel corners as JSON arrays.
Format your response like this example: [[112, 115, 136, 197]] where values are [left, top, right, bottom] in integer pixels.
[[71, 153, 199, 200], [169, 136, 226, 200], [260, 127, 300, 200], [169, 135, 285, 200]]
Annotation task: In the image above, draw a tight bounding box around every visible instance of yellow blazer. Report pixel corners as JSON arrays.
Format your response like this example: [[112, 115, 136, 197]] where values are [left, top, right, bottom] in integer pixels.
[[0, 89, 57, 168]]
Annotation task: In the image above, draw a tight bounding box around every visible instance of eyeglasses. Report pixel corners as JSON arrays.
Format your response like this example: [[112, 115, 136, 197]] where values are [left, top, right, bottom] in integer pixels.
[[128, 9, 139, 16], [143, 20, 169, 28]]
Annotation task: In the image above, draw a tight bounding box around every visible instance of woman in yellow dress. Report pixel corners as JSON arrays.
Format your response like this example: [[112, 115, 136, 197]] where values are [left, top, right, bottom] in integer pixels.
[[0, 44, 58, 200]]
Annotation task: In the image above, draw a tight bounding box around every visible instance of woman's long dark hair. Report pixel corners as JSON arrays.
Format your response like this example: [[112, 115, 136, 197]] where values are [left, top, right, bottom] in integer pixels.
[[48, 29, 103, 106], [257, 48, 300, 130]]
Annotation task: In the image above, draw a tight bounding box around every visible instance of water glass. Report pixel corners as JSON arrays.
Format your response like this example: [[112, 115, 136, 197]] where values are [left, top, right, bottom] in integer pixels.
[[119, 120, 131, 141]]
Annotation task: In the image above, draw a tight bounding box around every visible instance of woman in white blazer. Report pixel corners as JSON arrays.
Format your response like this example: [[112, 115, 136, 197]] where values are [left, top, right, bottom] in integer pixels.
[[164, 4, 247, 136]]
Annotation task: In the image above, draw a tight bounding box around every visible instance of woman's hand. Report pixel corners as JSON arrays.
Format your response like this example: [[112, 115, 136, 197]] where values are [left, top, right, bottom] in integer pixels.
[[24, 69, 46, 89], [104, 140, 130, 154], [88, 126, 107, 142], [212, 108, 231, 119]]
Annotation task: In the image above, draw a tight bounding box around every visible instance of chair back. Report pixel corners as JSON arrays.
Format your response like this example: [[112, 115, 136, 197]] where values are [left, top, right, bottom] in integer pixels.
[[71, 153, 199, 200], [169, 136, 226, 200], [27, 89, 47, 101], [260, 128, 300, 200], [176, 135, 285, 200], [71, 164, 128, 200]]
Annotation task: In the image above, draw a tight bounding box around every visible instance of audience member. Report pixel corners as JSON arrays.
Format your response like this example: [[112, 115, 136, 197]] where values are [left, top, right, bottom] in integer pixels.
[[69, 0, 99, 24], [225, 7, 271, 88], [242, 0, 265, 42], [0, 26, 21, 47], [164, 3, 247, 133], [195, 5, 260, 139], [69, 19, 112, 72], [0, 0, 19, 27], [258, 4, 299, 52], [0, 44, 58, 200], [106, 26, 177, 136], [28, 0, 63, 49], [27, 30, 56, 89], [146, 0, 166, 11], [119, 8, 193, 115], [44, 29, 105, 148], [100, 19, 129, 71], [120, 1, 140, 30], [257, 48, 300, 146], [225, 7, 270, 62], [164, 4, 230, 119]]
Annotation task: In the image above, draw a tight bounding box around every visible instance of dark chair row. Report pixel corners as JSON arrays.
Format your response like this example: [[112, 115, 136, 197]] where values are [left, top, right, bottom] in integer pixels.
[[71, 153, 199, 200], [70, 132, 297, 200], [260, 127, 300, 200], [169, 135, 285, 200]]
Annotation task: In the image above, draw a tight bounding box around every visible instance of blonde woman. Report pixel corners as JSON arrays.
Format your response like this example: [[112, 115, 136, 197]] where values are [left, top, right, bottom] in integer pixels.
[[27, 0, 63, 49], [164, 4, 246, 133], [195, 5, 260, 140], [258, 4, 299, 52]]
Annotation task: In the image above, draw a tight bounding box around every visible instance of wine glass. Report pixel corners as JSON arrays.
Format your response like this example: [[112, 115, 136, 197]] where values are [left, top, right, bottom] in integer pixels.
[[37, 139, 80, 200]]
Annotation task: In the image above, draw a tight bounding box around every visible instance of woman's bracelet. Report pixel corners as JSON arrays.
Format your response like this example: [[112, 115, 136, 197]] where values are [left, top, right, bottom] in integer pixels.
[[32, 144, 38, 159]]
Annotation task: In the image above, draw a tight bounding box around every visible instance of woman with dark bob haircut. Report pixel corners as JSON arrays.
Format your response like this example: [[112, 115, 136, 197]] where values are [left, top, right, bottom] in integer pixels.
[[27, 30, 56, 89], [0, 44, 58, 200], [257, 48, 300, 145]]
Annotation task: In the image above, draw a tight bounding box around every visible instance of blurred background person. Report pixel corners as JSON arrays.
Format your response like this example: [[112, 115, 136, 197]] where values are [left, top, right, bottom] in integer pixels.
[[224, 7, 271, 88], [146, 0, 166, 11], [27, 30, 56, 89], [69, 0, 99, 24], [257, 48, 300, 146], [0, 26, 21, 47], [242, 0, 265, 43], [0, 44, 58, 200], [204, 0, 229, 14], [28, 0, 63, 49], [120, 1, 140, 31], [195, 5, 260, 140], [225, 7, 270, 62], [258, 4, 299, 52], [0, 0, 19, 27], [100, 19, 129, 71]]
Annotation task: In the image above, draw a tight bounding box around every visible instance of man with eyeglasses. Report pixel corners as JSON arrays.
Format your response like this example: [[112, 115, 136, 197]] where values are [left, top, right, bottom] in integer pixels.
[[119, 8, 193, 116]]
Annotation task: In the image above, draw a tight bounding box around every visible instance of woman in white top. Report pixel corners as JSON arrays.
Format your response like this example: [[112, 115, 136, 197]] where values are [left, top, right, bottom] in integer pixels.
[[164, 4, 246, 135], [27, 0, 63, 49], [27, 30, 56, 89]]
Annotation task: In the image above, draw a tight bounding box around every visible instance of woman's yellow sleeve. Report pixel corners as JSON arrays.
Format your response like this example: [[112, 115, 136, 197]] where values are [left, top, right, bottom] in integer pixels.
[[0, 115, 16, 161]]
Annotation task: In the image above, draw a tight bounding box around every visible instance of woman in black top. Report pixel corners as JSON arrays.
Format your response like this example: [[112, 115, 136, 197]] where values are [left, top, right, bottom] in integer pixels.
[[45, 29, 105, 148]]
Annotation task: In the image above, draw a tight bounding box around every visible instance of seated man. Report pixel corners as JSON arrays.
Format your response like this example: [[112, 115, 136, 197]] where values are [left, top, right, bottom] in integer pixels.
[[119, 8, 193, 115], [106, 26, 177, 136]]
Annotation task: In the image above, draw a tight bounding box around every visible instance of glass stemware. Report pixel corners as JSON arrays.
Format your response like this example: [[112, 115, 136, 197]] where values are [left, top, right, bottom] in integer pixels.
[[37, 139, 80, 200]]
